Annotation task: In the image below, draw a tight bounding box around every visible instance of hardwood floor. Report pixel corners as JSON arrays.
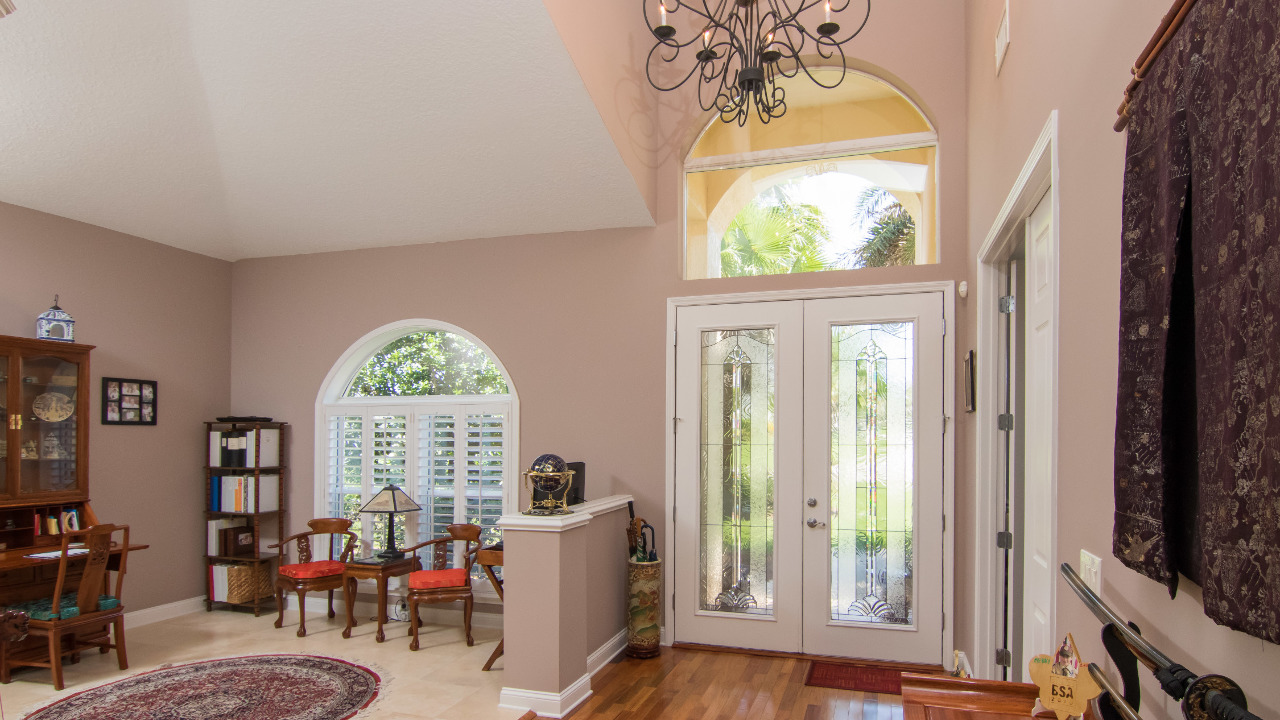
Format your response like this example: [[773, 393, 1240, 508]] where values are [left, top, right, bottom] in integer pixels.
[[565, 647, 906, 720]]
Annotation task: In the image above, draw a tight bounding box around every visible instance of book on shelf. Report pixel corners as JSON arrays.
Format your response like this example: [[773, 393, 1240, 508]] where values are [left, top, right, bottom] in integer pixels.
[[210, 475, 279, 513], [219, 526, 256, 557], [208, 428, 280, 468]]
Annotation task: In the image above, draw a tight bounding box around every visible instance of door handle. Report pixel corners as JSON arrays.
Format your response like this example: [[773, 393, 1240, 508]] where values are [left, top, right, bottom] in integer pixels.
[[806, 518, 826, 529]]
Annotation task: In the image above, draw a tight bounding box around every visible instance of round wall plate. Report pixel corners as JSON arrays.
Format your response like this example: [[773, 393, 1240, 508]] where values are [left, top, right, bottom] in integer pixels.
[[32, 392, 74, 422]]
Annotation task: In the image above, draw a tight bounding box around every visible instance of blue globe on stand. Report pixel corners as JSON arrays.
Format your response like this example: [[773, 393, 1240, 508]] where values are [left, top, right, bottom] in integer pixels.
[[529, 453, 567, 475]]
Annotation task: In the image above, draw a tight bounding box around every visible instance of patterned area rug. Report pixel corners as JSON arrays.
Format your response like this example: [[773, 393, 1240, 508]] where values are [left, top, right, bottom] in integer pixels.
[[24, 654, 379, 720], [804, 661, 903, 695]]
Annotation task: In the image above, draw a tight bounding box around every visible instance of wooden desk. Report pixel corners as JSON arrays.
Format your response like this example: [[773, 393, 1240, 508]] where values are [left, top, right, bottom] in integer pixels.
[[341, 556, 420, 643], [0, 542, 147, 678], [476, 547, 503, 671], [0, 544, 148, 604]]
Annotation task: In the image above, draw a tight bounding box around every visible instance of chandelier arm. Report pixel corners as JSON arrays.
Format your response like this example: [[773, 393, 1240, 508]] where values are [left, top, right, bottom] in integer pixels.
[[647, 43, 708, 92], [791, 41, 848, 88]]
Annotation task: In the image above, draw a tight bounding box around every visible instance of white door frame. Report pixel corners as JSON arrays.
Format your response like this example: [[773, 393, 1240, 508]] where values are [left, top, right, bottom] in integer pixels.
[[664, 281, 956, 663], [972, 111, 1060, 680]]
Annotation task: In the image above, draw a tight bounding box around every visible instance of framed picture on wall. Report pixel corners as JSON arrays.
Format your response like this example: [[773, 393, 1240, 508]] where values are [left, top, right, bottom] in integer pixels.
[[102, 377, 157, 426]]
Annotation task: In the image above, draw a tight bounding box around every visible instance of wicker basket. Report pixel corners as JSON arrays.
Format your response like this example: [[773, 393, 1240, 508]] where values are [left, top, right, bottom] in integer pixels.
[[226, 563, 273, 604]]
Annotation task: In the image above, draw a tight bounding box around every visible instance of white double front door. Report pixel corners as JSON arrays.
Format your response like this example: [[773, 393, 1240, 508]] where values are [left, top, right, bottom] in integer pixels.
[[673, 293, 944, 663]]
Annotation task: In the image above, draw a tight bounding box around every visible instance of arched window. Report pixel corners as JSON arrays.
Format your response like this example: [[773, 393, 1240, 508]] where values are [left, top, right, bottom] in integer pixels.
[[317, 321, 516, 575], [685, 69, 937, 279]]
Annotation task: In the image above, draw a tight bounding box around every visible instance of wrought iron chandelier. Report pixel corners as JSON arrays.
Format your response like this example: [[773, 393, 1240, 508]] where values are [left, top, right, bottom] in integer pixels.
[[644, 0, 871, 126]]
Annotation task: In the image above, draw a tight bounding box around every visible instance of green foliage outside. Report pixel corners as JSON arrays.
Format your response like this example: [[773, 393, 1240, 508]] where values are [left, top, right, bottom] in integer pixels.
[[720, 187, 830, 277], [718, 182, 918, 277], [841, 187, 917, 269], [346, 331, 507, 397]]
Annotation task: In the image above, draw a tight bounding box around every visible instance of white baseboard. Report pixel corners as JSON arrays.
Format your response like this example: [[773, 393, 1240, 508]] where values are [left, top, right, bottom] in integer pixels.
[[500, 673, 592, 719], [302, 595, 503, 630], [126, 597, 206, 627], [587, 628, 627, 676]]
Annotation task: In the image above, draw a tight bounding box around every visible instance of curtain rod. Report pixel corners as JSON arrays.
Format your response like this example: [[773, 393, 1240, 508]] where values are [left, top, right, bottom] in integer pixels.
[[1114, 0, 1200, 132]]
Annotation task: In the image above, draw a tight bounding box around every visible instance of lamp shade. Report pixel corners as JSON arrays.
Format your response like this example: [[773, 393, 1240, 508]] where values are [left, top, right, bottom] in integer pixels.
[[358, 484, 421, 514]]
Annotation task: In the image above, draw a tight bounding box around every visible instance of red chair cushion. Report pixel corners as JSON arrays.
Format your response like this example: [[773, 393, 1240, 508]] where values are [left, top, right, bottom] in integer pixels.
[[408, 568, 469, 590], [278, 560, 345, 579]]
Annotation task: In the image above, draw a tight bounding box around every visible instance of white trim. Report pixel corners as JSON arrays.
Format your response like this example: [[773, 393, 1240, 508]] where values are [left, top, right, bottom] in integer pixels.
[[125, 597, 206, 627], [500, 673, 592, 719], [312, 319, 520, 525], [573, 494, 633, 517], [497, 511, 593, 533], [685, 131, 938, 174], [663, 281, 955, 664], [587, 628, 628, 676], [972, 110, 1059, 681]]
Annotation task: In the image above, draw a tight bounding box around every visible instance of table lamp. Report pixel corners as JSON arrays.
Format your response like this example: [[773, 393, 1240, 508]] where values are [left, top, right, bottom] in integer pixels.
[[358, 484, 421, 559]]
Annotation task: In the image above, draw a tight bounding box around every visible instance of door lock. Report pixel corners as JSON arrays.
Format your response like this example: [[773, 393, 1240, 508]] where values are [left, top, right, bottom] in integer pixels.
[[806, 518, 826, 528], [806, 497, 817, 507]]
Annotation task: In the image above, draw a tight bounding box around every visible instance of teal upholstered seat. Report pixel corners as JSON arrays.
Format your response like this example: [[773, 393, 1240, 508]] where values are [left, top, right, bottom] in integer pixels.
[[5, 594, 119, 621]]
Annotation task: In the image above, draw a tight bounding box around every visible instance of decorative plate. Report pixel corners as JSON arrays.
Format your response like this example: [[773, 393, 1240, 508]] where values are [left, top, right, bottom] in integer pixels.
[[32, 392, 74, 422]]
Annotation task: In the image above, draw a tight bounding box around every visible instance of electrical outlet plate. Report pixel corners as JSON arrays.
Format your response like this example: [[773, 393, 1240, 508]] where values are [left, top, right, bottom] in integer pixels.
[[1079, 550, 1101, 593]]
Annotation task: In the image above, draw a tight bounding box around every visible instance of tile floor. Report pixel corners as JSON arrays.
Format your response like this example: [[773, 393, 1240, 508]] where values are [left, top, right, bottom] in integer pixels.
[[0, 606, 524, 720]]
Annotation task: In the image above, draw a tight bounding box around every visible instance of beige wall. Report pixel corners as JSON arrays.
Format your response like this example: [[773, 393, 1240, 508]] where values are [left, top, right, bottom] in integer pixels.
[[0, 201, 231, 610], [965, 2, 1280, 718]]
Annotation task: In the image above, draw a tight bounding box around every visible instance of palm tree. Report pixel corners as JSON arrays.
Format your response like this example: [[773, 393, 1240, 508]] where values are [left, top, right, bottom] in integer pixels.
[[720, 187, 832, 277], [841, 187, 916, 268]]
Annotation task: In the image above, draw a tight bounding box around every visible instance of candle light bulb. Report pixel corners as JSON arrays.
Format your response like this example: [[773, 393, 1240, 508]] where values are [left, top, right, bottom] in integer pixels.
[[703, 28, 711, 48], [660, 1, 667, 25], [825, 0, 832, 22]]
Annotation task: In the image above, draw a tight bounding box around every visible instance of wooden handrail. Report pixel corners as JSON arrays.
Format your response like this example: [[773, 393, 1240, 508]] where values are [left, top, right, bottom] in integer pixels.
[[1115, 0, 1199, 132]]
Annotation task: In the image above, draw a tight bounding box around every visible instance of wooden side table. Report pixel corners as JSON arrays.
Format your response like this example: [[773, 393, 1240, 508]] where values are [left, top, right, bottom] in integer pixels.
[[476, 546, 503, 670], [341, 555, 420, 643]]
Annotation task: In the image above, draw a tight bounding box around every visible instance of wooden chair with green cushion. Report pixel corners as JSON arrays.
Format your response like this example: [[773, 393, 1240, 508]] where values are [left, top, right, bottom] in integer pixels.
[[269, 518, 357, 637], [402, 523, 481, 651], [1, 523, 129, 691]]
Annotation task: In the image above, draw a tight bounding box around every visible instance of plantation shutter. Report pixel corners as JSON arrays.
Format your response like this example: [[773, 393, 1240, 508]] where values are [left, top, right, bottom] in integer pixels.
[[464, 410, 506, 547]]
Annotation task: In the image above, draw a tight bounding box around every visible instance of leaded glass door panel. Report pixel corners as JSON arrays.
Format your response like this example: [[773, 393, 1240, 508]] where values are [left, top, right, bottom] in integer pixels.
[[802, 294, 943, 663], [674, 301, 804, 651]]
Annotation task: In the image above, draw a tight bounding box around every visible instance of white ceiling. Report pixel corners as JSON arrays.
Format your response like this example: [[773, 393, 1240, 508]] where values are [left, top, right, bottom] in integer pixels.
[[0, 2, 653, 261]]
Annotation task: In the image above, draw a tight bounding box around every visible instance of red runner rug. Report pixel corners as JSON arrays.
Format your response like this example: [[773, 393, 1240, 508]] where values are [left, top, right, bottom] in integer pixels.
[[805, 660, 904, 695], [23, 654, 379, 720]]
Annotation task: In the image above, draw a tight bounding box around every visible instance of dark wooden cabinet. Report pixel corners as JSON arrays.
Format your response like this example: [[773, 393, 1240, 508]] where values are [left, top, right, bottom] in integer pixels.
[[0, 335, 96, 555]]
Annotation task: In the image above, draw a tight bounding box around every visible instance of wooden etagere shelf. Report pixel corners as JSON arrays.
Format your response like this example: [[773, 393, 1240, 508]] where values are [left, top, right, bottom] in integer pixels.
[[203, 420, 288, 616]]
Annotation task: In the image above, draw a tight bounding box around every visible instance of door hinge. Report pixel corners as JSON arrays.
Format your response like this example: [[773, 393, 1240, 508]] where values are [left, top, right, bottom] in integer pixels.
[[942, 612, 946, 631], [942, 317, 947, 336], [996, 530, 1013, 550], [999, 296, 1016, 314], [673, 417, 678, 434], [997, 413, 1014, 431], [996, 648, 1013, 667]]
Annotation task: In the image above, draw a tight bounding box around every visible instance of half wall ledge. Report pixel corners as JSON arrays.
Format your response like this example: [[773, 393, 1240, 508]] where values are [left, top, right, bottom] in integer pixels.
[[497, 494, 635, 719]]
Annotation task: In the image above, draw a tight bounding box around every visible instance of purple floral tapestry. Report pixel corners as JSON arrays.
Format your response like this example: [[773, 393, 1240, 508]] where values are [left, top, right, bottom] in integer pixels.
[[1115, 0, 1280, 644]]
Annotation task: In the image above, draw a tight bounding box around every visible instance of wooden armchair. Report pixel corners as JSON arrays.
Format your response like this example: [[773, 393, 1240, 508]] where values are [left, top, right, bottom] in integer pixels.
[[269, 518, 357, 637], [403, 523, 481, 650], [1, 524, 129, 691]]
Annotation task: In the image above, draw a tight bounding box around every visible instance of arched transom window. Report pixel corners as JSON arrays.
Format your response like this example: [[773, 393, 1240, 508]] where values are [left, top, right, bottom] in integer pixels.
[[685, 69, 938, 279], [319, 323, 515, 574]]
